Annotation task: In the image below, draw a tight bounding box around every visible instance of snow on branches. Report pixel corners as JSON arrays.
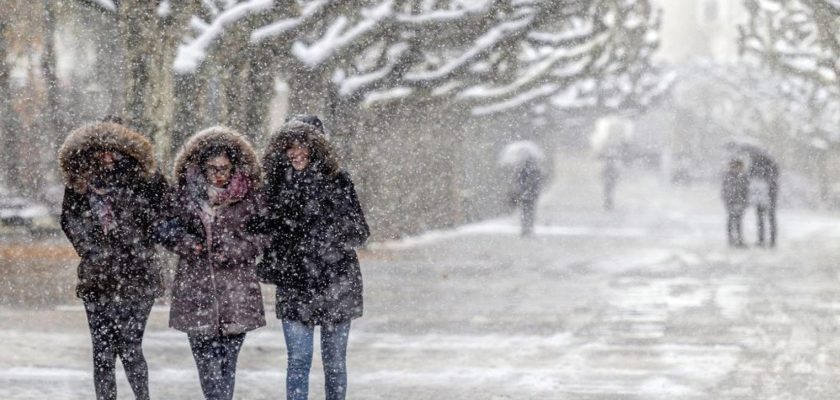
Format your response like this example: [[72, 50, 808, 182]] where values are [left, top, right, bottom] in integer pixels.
[[738, 0, 840, 145], [455, 0, 670, 116], [174, 0, 274, 73], [175, 0, 668, 117], [739, 0, 840, 88], [677, 61, 840, 147], [91, 0, 117, 12]]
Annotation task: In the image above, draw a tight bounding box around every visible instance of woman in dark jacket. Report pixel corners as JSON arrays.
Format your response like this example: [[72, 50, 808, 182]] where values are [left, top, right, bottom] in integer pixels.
[[161, 126, 265, 400], [59, 121, 167, 400], [256, 119, 369, 400]]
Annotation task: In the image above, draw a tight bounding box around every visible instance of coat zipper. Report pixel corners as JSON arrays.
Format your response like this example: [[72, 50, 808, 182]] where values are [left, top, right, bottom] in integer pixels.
[[202, 210, 222, 334]]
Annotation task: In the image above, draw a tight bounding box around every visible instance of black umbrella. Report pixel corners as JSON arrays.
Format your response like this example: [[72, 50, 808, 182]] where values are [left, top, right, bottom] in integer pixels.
[[724, 140, 778, 180]]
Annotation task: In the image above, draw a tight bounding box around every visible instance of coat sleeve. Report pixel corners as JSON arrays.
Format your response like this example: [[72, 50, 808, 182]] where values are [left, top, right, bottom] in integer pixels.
[[212, 196, 267, 266], [145, 172, 171, 244], [213, 231, 264, 266], [154, 188, 205, 258], [244, 188, 283, 235], [331, 171, 369, 248], [157, 218, 205, 258], [60, 187, 98, 258]]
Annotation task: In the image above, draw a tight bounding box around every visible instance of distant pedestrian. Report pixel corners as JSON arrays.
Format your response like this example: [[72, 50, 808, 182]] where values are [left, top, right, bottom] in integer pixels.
[[510, 157, 543, 236], [747, 152, 778, 247], [59, 121, 168, 400], [722, 159, 749, 247], [727, 142, 779, 247], [602, 157, 620, 211], [749, 178, 772, 247], [161, 126, 266, 400], [254, 119, 369, 400]]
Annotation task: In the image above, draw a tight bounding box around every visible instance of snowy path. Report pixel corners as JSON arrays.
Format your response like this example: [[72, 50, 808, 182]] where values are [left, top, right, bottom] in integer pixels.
[[5, 155, 840, 399]]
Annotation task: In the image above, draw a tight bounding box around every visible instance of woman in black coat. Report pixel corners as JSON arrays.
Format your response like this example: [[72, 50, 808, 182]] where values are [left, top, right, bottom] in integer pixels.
[[255, 119, 369, 400], [59, 121, 167, 400]]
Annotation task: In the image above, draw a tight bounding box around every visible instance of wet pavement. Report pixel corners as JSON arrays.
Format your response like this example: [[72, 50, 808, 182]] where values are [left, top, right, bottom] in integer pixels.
[[3, 155, 840, 399]]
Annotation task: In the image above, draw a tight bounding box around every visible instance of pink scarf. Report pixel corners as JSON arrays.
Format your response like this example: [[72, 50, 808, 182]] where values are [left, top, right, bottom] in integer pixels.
[[210, 170, 250, 207], [187, 168, 251, 250], [88, 184, 116, 235]]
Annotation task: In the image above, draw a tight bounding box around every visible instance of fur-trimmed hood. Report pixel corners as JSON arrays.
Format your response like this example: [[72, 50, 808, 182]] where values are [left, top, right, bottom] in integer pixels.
[[173, 126, 262, 188], [58, 122, 156, 192], [263, 120, 340, 182]]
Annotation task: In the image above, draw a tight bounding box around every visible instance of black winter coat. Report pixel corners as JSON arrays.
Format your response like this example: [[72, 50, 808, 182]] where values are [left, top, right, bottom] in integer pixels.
[[512, 159, 542, 204], [256, 169, 369, 325], [61, 172, 168, 300]]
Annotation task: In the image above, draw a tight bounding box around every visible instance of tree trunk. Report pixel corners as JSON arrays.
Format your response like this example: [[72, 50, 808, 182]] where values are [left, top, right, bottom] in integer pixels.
[[117, 0, 194, 167], [325, 88, 360, 164], [0, 18, 23, 191], [40, 0, 61, 188], [211, 31, 277, 143], [286, 67, 328, 117], [218, 60, 244, 133], [93, 11, 124, 116], [242, 46, 275, 141], [119, 1, 152, 130], [172, 72, 202, 155]]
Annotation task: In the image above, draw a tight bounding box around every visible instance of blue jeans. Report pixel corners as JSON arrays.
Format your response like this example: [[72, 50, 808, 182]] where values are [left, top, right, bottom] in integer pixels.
[[282, 320, 351, 400]]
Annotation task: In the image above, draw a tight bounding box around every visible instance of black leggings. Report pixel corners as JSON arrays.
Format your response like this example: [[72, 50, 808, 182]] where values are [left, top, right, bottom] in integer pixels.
[[520, 198, 536, 236], [84, 296, 154, 400], [188, 332, 246, 400]]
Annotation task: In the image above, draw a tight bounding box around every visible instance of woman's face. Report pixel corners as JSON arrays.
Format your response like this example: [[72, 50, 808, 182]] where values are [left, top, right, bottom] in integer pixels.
[[205, 154, 233, 188], [286, 142, 311, 171], [90, 150, 123, 183], [96, 150, 117, 169]]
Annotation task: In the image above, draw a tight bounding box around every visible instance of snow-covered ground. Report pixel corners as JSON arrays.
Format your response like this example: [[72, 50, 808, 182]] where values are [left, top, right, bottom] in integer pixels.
[[4, 153, 840, 399]]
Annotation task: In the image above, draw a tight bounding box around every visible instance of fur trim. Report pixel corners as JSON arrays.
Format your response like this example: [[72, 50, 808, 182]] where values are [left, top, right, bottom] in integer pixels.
[[263, 120, 340, 181], [173, 126, 262, 188], [58, 122, 156, 192]]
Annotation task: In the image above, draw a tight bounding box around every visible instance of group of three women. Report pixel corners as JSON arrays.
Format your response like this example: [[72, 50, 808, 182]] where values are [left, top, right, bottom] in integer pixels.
[[58, 115, 369, 400]]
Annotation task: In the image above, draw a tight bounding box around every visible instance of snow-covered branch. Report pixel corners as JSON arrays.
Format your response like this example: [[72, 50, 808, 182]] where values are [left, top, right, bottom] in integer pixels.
[[292, 1, 395, 67], [72, 0, 117, 13], [740, 0, 840, 89], [676, 61, 840, 146], [92, 0, 116, 12], [451, 0, 666, 116], [174, 0, 274, 74], [404, 16, 534, 83], [250, 0, 329, 43], [174, 0, 667, 119]]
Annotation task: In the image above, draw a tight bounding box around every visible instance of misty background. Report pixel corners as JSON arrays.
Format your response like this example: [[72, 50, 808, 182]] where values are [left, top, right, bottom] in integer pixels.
[[3, 0, 835, 239]]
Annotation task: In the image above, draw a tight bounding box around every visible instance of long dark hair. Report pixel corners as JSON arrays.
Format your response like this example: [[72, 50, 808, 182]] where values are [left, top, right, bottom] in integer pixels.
[[263, 121, 340, 184]]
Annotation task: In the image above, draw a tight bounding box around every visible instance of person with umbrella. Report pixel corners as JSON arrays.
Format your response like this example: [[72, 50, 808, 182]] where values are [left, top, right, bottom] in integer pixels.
[[726, 141, 779, 247], [499, 141, 545, 237]]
